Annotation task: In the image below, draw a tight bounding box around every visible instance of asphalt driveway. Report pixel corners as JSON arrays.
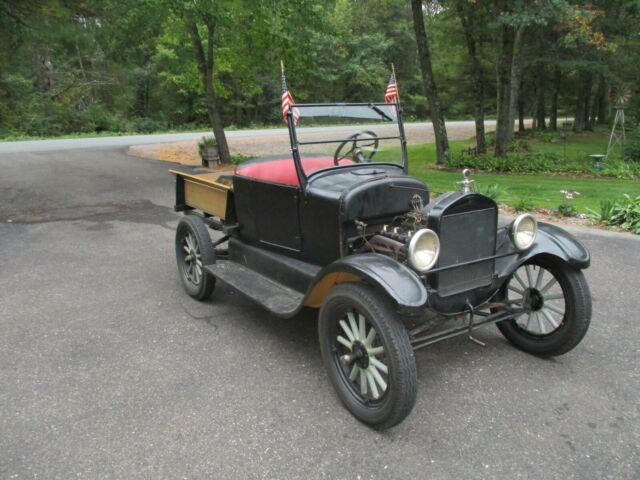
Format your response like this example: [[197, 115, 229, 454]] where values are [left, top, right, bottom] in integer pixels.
[[0, 147, 638, 479]]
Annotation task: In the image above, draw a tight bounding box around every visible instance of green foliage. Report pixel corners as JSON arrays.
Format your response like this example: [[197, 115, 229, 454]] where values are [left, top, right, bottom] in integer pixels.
[[516, 130, 567, 144], [476, 183, 502, 201], [448, 150, 565, 174], [508, 139, 531, 152], [0, 0, 639, 139], [622, 127, 640, 162], [513, 197, 534, 212], [587, 199, 615, 222], [557, 203, 577, 217], [198, 136, 218, 157], [607, 194, 640, 234], [231, 154, 252, 165], [601, 157, 640, 179]]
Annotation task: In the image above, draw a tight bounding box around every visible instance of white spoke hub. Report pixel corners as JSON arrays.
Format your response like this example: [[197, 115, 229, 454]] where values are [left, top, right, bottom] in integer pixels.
[[335, 310, 389, 400], [506, 264, 566, 336]]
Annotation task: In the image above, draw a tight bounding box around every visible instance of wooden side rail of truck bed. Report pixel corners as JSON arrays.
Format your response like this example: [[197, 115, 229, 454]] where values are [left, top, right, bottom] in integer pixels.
[[170, 169, 233, 220]]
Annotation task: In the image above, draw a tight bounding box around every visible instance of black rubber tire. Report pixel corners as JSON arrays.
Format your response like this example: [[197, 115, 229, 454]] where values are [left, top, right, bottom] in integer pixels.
[[318, 282, 417, 430], [497, 257, 591, 357], [175, 215, 216, 301]]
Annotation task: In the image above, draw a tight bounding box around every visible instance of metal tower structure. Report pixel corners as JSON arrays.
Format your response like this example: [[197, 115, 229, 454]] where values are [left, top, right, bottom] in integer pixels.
[[607, 85, 630, 157]]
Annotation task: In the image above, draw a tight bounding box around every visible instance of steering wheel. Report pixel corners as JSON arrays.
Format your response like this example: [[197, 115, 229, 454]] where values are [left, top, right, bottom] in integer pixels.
[[333, 131, 379, 165]]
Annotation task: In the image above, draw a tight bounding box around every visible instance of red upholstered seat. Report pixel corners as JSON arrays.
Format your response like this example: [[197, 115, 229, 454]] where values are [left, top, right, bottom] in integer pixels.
[[235, 156, 352, 186]]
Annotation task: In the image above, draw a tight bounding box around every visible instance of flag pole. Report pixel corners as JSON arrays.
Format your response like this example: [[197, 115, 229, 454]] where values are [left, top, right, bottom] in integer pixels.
[[281, 59, 285, 75], [391, 63, 400, 104]]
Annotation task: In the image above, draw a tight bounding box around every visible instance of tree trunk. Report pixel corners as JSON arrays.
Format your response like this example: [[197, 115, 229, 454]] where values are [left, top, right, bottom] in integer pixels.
[[582, 73, 593, 131], [535, 72, 546, 131], [457, 4, 486, 153], [549, 67, 560, 131], [495, 24, 524, 157], [573, 72, 587, 132], [185, 12, 231, 164], [507, 26, 524, 135], [518, 87, 525, 132], [411, 0, 449, 164], [494, 24, 514, 157], [593, 75, 608, 125]]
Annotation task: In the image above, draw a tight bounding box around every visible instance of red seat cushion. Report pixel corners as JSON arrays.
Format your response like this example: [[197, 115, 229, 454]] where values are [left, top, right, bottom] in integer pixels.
[[235, 156, 352, 186]]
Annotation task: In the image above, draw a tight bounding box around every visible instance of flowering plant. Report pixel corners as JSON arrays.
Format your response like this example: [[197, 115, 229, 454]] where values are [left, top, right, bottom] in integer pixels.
[[558, 189, 581, 217]]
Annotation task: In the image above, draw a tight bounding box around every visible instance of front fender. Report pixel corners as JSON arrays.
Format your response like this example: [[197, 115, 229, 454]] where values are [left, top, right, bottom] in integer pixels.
[[496, 222, 590, 277], [304, 253, 428, 315]]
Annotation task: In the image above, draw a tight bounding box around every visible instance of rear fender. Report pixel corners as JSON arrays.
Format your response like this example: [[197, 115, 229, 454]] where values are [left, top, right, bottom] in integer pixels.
[[304, 253, 428, 315], [496, 222, 590, 277]]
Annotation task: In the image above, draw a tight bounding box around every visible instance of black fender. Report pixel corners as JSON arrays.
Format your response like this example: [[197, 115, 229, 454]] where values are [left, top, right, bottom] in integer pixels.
[[495, 222, 590, 278], [304, 253, 428, 315]]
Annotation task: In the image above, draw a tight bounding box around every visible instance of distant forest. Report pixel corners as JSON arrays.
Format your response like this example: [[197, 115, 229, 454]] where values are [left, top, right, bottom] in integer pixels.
[[1, 0, 638, 140]]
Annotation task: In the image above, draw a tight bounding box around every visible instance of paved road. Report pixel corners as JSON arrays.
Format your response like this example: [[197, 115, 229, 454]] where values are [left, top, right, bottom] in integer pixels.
[[0, 146, 638, 479], [0, 120, 498, 154]]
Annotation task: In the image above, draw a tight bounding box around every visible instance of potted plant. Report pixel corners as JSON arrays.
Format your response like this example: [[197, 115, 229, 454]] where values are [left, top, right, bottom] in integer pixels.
[[198, 136, 219, 167]]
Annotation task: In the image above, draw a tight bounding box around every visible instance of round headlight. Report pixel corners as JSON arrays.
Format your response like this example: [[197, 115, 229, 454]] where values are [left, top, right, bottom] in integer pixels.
[[408, 229, 440, 272], [510, 214, 537, 250]]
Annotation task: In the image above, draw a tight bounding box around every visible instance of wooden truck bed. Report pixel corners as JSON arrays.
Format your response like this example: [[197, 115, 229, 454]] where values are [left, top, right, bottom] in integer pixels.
[[170, 169, 233, 220]]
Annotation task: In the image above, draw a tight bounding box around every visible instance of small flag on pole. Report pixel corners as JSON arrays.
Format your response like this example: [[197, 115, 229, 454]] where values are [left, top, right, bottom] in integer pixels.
[[384, 67, 399, 104], [281, 61, 300, 126]]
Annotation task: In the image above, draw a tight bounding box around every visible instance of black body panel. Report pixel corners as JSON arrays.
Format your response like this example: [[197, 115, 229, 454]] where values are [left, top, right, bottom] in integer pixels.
[[303, 165, 428, 263], [218, 238, 427, 317], [228, 237, 320, 292], [233, 175, 303, 252], [420, 192, 498, 312], [223, 162, 589, 318], [232, 164, 428, 265], [495, 222, 590, 275], [315, 253, 428, 314]]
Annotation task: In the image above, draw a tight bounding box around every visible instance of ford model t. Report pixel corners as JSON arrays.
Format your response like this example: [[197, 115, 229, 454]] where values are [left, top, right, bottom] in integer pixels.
[[170, 102, 591, 429]]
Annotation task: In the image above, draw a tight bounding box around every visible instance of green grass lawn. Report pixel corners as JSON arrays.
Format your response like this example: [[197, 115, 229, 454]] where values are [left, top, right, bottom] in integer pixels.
[[376, 131, 639, 213]]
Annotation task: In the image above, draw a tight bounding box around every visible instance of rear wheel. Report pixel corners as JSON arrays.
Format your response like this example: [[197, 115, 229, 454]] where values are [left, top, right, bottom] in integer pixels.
[[175, 215, 216, 300], [318, 283, 417, 430], [496, 257, 591, 357]]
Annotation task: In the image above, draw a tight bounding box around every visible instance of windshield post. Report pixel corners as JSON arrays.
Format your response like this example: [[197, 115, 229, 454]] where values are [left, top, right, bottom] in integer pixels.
[[287, 110, 307, 189], [396, 105, 409, 174]]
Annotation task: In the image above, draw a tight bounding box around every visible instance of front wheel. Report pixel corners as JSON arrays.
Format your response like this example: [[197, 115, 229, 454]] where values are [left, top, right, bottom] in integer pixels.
[[318, 283, 417, 430], [496, 257, 591, 357]]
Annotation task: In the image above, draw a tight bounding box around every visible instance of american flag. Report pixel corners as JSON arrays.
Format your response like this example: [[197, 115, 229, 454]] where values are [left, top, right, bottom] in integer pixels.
[[384, 71, 399, 104], [281, 69, 300, 126]]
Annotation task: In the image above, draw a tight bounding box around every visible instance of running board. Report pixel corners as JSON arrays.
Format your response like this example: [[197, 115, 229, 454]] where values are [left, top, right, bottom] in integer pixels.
[[205, 261, 304, 318]]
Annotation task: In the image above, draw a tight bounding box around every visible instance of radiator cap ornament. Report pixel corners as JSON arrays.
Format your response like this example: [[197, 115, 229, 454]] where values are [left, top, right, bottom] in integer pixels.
[[457, 168, 475, 193]]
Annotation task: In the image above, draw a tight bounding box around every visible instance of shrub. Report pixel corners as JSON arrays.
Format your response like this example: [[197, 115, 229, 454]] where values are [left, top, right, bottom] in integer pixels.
[[509, 138, 530, 152], [608, 194, 640, 234], [447, 151, 564, 174], [129, 117, 168, 133], [477, 183, 502, 201], [512, 197, 533, 212], [622, 137, 640, 162], [516, 130, 566, 144], [601, 157, 640, 179], [620, 126, 640, 162], [558, 204, 577, 217], [198, 136, 217, 157], [587, 199, 615, 222]]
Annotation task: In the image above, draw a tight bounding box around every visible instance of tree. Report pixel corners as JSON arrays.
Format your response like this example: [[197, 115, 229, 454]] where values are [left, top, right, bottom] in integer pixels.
[[454, 0, 488, 153], [493, 0, 526, 157], [179, 1, 231, 163], [411, 0, 449, 164]]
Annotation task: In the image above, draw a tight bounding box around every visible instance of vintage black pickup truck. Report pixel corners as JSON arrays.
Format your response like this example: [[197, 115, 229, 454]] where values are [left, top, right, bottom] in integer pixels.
[[170, 102, 591, 429]]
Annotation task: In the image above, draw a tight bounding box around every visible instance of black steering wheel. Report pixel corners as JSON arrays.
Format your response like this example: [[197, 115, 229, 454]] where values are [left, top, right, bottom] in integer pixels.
[[333, 131, 379, 165]]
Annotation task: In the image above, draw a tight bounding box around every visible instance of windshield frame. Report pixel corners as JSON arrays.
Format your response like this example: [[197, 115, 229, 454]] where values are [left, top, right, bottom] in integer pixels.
[[286, 102, 408, 189]]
